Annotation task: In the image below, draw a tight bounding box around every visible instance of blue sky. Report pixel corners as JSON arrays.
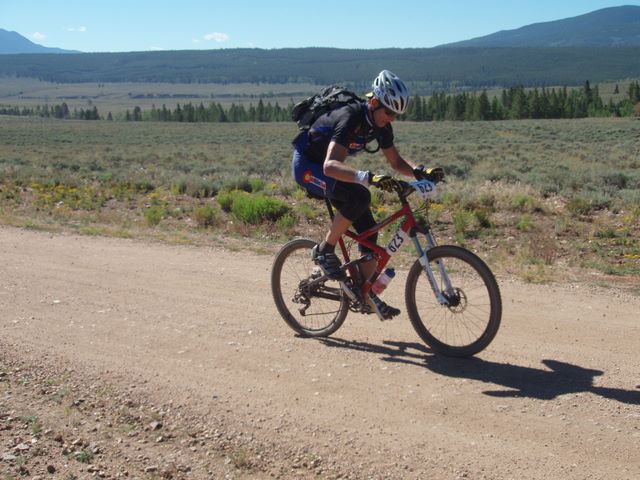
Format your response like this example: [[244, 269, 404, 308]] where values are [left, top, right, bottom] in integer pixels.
[[2, 1, 639, 52]]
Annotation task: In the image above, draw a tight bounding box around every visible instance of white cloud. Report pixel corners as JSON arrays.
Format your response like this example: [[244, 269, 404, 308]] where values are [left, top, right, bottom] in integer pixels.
[[31, 32, 46, 41], [67, 26, 87, 33], [203, 32, 229, 42]]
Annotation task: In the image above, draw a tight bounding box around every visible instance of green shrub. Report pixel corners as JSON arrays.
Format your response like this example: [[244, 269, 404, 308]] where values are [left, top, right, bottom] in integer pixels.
[[171, 178, 188, 195], [602, 172, 629, 189], [452, 209, 475, 241], [216, 191, 235, 212], [217, 190, 291, 224], [231, 192, 291, 224], [291, 187, 308, 201], [580, 191, 612, 211], [515, 214, 534, 231], [594, 226, 618, 238], [222, 176, 252, 193], [135, 180, 155, 193], [440, 190, 457, 208], [478, 192, 497, 210], [144, 206, 163, 226], [276, 213, 296, 229], [75, 450, 94, 464], [193, 205, 218, 227], [172, 177, 219, 198], [473, 208, 493, 228], [511, 193, 540, 212], [249, 178, 266, 192], [0, 184, 23, 203], [565, 197, 592, 216], [451, 184, 497, 213], [296, 202, 318, 220]]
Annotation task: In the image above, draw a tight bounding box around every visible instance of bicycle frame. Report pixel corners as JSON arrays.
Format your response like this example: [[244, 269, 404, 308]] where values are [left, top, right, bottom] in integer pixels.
[[326, 190, 453, 306]]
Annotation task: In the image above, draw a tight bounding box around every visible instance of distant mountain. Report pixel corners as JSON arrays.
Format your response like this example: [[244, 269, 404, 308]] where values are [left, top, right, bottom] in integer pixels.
[[439, 6, 640, 47], [2, 6, 640, 89], [0, 29, 79, 54]]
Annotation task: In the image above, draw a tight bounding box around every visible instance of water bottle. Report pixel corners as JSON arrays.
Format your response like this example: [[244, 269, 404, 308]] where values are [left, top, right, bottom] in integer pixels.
[[371, 268, 396, 295]]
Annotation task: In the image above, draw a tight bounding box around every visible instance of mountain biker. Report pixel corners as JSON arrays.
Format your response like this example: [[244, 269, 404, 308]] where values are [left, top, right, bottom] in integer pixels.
[[291, 70, 428, 319]]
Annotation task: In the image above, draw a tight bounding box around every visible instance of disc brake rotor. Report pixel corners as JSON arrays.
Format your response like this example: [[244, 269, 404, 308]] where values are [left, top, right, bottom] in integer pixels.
[[444, 288, 467, 313]]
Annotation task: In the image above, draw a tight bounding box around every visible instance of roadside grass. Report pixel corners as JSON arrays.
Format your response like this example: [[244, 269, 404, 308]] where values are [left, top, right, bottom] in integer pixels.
[[1, 116, 638, 287]]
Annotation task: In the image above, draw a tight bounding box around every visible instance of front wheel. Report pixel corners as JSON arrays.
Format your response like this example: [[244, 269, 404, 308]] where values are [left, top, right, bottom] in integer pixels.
[[271, 238, 349, 337], [405, 245, 502, 357]]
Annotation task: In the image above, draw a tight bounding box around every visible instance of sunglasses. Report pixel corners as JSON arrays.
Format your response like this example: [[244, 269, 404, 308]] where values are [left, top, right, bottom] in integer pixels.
[[382, 107, 397, 118]]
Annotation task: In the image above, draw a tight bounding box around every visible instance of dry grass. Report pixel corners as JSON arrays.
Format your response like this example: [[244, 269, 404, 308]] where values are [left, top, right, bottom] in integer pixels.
[[0, 115, 638, 288]]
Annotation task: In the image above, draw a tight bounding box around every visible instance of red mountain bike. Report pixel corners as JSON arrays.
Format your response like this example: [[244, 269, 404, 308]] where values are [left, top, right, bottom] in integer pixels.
[[271, 177, 502, 357]]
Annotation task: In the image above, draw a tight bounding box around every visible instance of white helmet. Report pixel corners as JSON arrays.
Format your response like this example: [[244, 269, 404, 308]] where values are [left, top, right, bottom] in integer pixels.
[[372, 70, 409, 115]]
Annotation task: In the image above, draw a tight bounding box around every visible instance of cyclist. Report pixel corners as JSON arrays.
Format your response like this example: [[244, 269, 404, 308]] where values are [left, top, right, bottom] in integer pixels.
[[291, 70, 428, 319]]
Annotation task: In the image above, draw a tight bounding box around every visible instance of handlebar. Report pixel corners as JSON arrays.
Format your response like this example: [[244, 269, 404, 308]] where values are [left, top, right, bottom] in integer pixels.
[[374, 177, 442, 202]]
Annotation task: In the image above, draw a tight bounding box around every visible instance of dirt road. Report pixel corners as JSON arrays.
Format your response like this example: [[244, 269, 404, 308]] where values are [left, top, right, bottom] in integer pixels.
[[1, 226, 639, 479]]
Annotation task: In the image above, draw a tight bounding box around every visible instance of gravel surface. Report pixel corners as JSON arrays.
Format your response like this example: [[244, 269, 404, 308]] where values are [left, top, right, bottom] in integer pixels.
[[1, 226, 639, 479]]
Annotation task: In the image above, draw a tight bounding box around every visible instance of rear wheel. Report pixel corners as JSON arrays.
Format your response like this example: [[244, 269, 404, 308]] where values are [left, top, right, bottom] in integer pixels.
[[271, 238, 349, 337], [405, 245, 502, 357]]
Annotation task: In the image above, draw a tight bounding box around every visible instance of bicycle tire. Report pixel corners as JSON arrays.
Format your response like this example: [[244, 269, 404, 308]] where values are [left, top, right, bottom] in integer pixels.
[[271, 238, 349, 337], [405, 245, 502, 357]]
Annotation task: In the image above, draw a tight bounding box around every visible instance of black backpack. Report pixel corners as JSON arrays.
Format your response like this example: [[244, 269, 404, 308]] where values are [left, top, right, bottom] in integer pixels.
[[291, 85, 364, 132]]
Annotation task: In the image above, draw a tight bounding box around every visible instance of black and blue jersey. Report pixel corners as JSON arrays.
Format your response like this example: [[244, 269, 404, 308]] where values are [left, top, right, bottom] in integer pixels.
[[302, 102, 394, 163]]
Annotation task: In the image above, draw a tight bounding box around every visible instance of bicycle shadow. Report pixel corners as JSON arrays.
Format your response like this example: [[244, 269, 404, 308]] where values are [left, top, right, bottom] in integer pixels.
[[317, 337, 640, 405]]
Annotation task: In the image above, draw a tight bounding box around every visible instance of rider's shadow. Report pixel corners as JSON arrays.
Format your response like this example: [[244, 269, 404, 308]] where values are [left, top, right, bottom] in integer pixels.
[[317, 337, 640, 405]]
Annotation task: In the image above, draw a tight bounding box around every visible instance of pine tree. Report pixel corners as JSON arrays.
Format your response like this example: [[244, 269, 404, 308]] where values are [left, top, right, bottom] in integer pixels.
[[510, 87, 528, 119], [629, 81, 640, 103], [583, 80, 593, 104], [491, 96, 504, 120], [174, 104, 183, 122], [477, 91, 491, 120], [529, 89, 543, 119], [257, 99, 266, 122]]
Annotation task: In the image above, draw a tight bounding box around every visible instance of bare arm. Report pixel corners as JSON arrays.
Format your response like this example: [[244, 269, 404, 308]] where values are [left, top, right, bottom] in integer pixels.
[[322, 141, 363, 183], [382, 145, 418, 178], [323, 141, 418, 184]]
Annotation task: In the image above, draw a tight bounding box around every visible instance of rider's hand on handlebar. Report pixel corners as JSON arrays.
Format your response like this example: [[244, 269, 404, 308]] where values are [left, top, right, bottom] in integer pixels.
[[413, 165, 445, 183], [369, 173, 403, 192]]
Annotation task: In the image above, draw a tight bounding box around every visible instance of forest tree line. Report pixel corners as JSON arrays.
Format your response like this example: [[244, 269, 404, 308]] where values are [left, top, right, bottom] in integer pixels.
[[0, 102, 102, 120], [2, 81, 639, 122], [403, 81, 640, 120], [3, 47, 640, 88]]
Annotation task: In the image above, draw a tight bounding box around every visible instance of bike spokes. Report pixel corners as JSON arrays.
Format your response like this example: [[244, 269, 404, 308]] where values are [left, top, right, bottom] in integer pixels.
[[406, 245, 501, 357], [271, 239, 349, 337]]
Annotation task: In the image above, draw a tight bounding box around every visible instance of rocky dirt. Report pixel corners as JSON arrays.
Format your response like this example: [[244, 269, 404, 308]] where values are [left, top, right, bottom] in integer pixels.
[[1, 226, 639, 479]]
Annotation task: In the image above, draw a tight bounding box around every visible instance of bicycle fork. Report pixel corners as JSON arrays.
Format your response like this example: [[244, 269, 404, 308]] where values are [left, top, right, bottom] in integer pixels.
[[412, 232, 452, 306]]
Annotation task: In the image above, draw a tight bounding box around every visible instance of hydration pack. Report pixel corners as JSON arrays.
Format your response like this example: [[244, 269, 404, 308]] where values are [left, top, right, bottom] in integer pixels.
[[291, 85, 364, 131]]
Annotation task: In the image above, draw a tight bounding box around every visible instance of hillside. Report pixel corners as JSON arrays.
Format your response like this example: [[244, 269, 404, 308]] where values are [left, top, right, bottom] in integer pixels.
[[1, 46, 640, 90], [0, 28, 77, 54], [441, 5, 640, 47]]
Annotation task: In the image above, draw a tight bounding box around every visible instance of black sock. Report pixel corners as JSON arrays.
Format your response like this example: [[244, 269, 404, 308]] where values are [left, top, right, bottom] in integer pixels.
[[319, 241, 335, 254]]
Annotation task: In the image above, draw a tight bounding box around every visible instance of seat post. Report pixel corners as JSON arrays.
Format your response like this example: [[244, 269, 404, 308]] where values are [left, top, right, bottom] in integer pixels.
[[325, 197, 335, 220]]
